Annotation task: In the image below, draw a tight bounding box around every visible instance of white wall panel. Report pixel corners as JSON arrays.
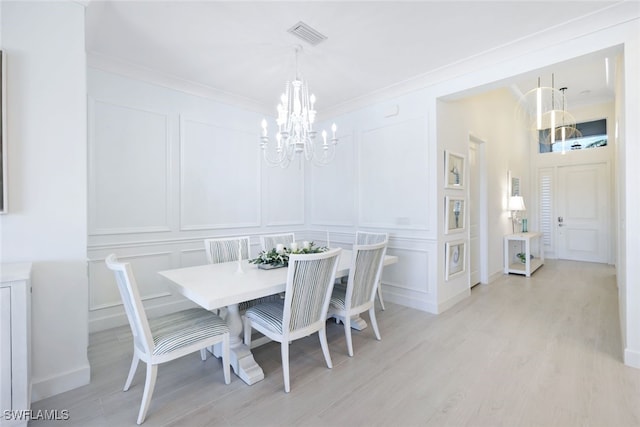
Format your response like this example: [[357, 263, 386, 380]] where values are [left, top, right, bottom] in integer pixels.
[[88, 252, 172, 311], [263, 154, 305, 226], [179, 248, 208, 268], [89, 99, 170, 234], [359, 118, 429, 229], [180, 117, 260, 230], [310, 132, 355, 226]]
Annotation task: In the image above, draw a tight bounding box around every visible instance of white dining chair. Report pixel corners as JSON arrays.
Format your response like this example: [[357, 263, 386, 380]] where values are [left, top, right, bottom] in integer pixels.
[[105, 254, 231, 425], [355, 231, 389, 310], [260, 233, 295, 251], [329, 241, 387, 357], [243, 248, 342, 392], [204, 236, 280, 311], [204, 236, 250, 264]]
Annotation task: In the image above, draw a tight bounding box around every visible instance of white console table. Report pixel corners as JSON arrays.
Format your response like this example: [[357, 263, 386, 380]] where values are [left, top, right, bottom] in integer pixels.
[[504, 232, 544, 277], [1, 263, 32, 427]]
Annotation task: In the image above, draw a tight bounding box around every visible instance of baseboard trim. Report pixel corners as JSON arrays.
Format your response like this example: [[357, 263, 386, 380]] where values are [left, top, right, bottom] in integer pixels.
[[31, 363, 91, 402], [624, 347, 640, 369]]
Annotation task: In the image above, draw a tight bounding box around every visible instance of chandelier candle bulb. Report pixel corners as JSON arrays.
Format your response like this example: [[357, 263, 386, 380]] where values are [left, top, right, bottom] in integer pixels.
[[261, 119, 268, 137]]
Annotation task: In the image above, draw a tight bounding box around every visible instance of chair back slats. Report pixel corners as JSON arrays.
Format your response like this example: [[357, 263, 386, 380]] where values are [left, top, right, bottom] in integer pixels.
[[355, 231, 388, 245], [260, 233, 295, 251], [105, 254, 155, 355], [284, 249, 341, 333], [204, 237, 250, 264], [349, 243, 387, 308]]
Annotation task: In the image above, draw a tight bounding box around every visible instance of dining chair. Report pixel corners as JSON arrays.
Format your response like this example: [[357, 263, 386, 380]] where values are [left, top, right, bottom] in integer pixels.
[[260, 232, 295, 251], [105, 254, 231, 425], [329, 240, 387, 357], [355, 231, 389, 310], [204, 236, 250, 264], [204, 236, 280, 311], [243, 248, 342, 392]]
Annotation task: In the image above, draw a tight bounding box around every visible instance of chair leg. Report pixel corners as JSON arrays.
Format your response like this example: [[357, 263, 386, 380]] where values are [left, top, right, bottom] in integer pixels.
[[319, 327, 333, 368], [343, 315, 354, 357], [369, 307, 382, 341], [222, 333, 231, 385], [124, 353, 140, 391], [377, 282, 386, 310], [200, 348, 207, 361], [137, 363, 158, 425], [281, 342, 290, 393]]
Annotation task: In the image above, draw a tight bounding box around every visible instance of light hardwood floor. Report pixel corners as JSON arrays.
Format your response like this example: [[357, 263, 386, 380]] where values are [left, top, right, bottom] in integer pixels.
[[30, 260, 640, 426]]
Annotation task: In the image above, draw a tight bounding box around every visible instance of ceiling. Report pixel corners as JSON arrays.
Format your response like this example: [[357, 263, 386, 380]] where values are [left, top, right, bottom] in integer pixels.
[[85, 1, 627, 115]]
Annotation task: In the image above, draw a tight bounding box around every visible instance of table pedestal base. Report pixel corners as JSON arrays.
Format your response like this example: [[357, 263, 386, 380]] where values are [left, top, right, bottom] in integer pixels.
[[332, 314, 368, 331], [212, 303, 265, 385], [212, 341, 264, 385]]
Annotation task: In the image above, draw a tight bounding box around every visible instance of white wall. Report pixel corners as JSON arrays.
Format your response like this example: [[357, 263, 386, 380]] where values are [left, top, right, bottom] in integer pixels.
[[309, 91, 438, 312], [621, 32, 640, 369], [0, 1, 90, 400], [86, 68, 308, 331]]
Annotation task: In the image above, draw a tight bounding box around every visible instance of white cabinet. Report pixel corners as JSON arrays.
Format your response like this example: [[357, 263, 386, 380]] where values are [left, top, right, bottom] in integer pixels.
[[504, 233, 544, 277], [1, 263, 32, 427]]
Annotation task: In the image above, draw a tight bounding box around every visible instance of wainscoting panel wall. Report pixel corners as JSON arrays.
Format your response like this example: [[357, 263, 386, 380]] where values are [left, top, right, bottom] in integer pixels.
[[89, 99, 171, 235], [87, 68, 440, 332], [263, 156, 305, 227], [309, 132, 355, 227], [359, 117, 429, 230], [179, 116, 261, 230]]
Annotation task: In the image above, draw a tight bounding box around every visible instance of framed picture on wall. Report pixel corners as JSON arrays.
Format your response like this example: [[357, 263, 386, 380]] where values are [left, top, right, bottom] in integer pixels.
[[445, 196, 465, 234], [1, 50, 6, 214], [444, 150, 464, 189], [508, 170, 520, 197], [445, 240, 466, 280]]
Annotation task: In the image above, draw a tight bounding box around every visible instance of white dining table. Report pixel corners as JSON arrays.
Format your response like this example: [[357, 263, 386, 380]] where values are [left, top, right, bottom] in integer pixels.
[[158, 249, 397, 385]]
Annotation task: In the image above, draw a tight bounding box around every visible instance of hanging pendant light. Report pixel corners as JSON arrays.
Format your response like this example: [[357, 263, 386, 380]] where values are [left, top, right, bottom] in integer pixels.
[[260, 46, 337, 168], [517, 73, 579, 151]]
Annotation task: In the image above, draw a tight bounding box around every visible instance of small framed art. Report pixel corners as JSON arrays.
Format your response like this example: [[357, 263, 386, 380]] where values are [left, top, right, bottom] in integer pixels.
[[445, 240, 466, 280], [445, 196, 465, 234], [444, 150, 464, 189]]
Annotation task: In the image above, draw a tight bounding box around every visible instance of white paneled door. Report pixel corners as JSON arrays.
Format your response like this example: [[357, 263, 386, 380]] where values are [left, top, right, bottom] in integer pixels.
[[556, 163, 609, 263]]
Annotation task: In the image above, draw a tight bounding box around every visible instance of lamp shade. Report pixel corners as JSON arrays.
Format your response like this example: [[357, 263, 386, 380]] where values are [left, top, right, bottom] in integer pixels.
[[509, 196, 526, 211]]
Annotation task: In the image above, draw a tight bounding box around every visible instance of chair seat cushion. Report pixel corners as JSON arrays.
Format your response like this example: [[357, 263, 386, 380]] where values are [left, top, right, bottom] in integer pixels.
[[149, 308, 229, 355], [245, 300, 285, 334], [330, 285, 347, 310]]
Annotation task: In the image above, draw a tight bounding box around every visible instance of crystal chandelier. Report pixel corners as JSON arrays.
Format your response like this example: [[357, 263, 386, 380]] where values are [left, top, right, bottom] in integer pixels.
[[260, 46, 337, 168]]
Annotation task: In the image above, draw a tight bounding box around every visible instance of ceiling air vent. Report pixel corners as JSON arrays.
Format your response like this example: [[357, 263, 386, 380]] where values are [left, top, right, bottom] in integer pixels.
[[287, 21, 327, 46]]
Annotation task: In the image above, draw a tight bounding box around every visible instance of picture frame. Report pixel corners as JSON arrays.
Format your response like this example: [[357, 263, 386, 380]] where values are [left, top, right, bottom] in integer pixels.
[[445, 196, 465, 234], [444, 150, 464, 189], [1, 50, 6, 214], [445, 240, 466, 280], [508, 170, 520, 197]]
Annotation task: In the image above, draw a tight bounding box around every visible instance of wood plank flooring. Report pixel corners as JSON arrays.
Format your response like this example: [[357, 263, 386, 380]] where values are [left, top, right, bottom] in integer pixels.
[[30, 260, 640, 426]]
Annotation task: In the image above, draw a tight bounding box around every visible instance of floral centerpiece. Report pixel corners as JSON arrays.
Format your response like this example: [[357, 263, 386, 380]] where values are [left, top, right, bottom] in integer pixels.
[[249, 241, 327, 269]]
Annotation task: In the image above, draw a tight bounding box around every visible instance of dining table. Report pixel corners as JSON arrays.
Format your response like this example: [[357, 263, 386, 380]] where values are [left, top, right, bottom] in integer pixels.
[[158, 249, 398, 385]]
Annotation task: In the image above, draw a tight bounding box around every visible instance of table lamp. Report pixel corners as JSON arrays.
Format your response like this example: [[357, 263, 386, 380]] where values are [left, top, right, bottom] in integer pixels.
[[509, 196, 526, 233]]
